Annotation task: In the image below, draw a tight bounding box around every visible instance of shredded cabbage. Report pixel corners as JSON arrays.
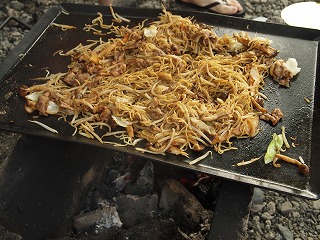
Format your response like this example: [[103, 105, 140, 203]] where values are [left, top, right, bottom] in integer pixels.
[[264, 133, 283, 164]]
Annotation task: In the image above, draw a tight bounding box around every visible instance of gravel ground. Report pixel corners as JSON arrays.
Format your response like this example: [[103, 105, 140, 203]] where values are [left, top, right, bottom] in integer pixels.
[[1, 1, 320, 239]]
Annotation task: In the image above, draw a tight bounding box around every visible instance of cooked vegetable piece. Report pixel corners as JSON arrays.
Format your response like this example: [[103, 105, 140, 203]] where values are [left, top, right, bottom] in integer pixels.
[[264, 133, 283, 164]]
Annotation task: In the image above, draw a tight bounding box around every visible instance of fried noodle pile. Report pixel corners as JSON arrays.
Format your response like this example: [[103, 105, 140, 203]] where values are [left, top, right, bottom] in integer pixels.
[[21, 9, 289, 157]]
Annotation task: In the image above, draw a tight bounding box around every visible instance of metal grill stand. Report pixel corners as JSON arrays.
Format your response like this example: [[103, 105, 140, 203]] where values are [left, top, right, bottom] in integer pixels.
[[0, 16, 32, 30]]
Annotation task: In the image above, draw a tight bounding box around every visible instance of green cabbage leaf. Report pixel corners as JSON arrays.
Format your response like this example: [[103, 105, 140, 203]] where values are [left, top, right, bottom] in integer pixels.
[[264, 133, 283, 164]]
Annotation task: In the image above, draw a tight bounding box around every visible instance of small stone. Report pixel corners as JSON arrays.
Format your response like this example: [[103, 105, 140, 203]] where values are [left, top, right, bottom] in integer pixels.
[[261, 211, 273, 220], [313, 199, 320, 210], [255, 5, 262, 13], [281, 201, 293, 216], [252, 222, 263, 234], [277, 224, 293, 240], [250, 203, 265, 213], [265, 220, 272, 226], [265, 224, 271, 232], [265, 231, 275, 240], [252, 188, 265, 205], [10, 31, 21, 37], [9, 1, 24, 11], [252, 215, 260, 223], [267, 201, 276, 215], [292, 212, 300, 218]]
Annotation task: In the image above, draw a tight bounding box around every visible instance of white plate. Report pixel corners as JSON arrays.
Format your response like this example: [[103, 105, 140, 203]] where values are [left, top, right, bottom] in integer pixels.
[[281, 2, 320, 30]]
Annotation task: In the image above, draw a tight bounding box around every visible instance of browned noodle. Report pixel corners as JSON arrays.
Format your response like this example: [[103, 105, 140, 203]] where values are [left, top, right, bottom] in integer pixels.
[[22, 8, 282, 157]]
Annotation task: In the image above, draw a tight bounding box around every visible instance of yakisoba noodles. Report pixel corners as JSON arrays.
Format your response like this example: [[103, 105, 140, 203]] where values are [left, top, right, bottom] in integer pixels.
[[20, 8, 299, 158]]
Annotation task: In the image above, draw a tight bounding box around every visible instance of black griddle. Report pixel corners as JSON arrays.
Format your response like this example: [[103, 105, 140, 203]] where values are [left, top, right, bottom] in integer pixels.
[[0, 3, 319, 199]]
